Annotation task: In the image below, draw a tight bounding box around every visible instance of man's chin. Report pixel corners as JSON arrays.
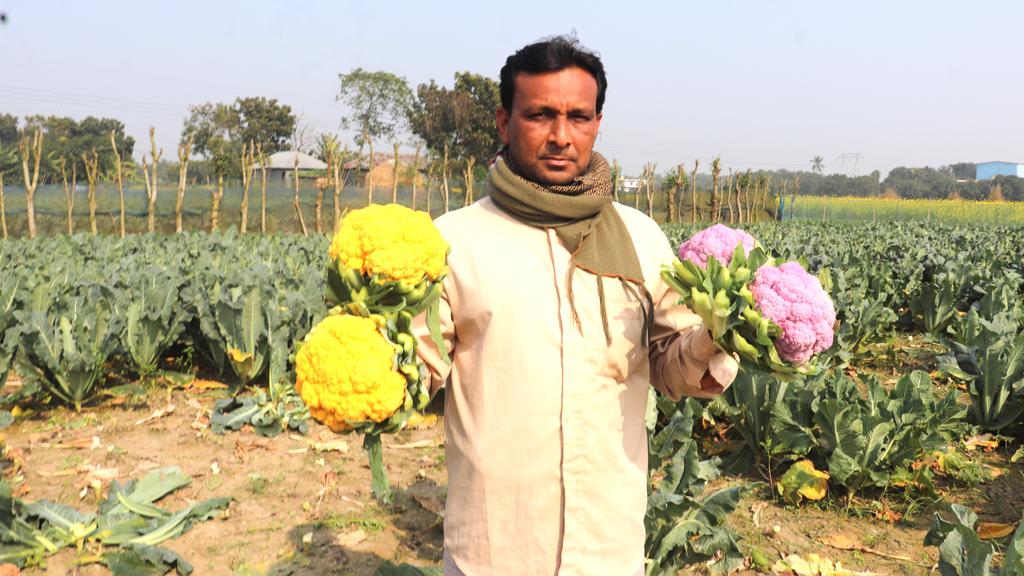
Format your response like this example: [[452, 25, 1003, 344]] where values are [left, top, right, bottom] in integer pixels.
[[532, 169, 580, 187]]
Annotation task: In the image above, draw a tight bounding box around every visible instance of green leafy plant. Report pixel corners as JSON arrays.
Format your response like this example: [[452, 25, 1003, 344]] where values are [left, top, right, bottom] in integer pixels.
[[0, 467, 231, 572], [120, 265, 192, 378], [645, 395, 744, 575], [15, 282, 122, 410], [940, 306, 1024, 432], [924, 504, 1024, 576], [771, 370, 965, 496], [709, 369, 794, 473]]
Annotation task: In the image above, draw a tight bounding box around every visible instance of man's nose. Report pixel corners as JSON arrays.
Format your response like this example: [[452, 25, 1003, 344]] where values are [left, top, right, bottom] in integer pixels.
[[547, 117, 571, 148]]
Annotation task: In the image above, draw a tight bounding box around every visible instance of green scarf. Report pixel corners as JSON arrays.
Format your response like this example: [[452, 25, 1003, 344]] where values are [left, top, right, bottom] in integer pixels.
[[486, 151, 650, 344]]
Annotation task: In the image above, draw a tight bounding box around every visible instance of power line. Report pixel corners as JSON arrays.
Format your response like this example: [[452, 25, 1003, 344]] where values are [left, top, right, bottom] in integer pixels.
[[0, 84, 185, 116]]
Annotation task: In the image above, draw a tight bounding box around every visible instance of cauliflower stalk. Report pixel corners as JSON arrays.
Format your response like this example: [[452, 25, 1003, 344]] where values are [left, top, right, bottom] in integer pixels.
[[662, 224, 836, 378]]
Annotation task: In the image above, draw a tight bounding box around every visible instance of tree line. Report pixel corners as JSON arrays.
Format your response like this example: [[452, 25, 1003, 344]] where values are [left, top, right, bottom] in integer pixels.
[[2, 69, 1021, 239]]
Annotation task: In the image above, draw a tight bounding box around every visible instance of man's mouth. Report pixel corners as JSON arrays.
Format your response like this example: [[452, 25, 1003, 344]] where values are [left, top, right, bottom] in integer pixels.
[[541, 157, 572, 168]]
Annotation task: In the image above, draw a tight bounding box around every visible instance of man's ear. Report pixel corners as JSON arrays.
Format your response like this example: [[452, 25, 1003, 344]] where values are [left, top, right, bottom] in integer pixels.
[[496, 107, 510, 145]]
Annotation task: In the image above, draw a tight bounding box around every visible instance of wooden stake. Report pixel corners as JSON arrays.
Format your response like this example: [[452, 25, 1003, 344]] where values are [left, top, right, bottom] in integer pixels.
[[59, 157, 75, 235], [176, 134, 194, 234], [111, 131, 126, 237], [83, 149, 99, 235], [293, 154, 308, 236], [143, 127, 162, 234], [391, 142, 400, 204], [0, 172, 6, 239], [19, 129, 43, 239], [690, 160, 700, 223]]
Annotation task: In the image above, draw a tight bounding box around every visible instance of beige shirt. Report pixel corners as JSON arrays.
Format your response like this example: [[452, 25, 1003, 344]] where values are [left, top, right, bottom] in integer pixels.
[[413, 198, 731, 576]]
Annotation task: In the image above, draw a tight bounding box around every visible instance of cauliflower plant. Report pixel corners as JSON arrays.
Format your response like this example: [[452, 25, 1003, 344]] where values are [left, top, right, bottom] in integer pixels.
[[329, 204, 449, 284], [751, 262, 837, 364], [662, 224, 836, 377], [678, 223, 756, 268], [295, 314, 406, 432]]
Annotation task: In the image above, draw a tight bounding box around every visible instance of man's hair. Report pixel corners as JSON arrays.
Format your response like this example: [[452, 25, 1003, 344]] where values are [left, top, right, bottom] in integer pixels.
[[499, 35, 608, 114]]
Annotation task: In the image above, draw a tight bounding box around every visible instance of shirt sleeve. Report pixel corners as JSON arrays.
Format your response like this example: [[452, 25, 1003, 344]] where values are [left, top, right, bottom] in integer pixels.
[[645, 227, 732, 401], [411, 278, 456, 396]]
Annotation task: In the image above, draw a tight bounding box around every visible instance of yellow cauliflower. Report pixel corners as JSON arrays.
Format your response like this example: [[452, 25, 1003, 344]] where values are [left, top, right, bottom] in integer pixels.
[[329, 204, 449, 284], [295, 314, 406, 432]]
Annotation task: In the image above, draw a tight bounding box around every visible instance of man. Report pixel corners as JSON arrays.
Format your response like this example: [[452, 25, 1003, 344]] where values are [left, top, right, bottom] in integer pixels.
[[413, 36, 738, 576]]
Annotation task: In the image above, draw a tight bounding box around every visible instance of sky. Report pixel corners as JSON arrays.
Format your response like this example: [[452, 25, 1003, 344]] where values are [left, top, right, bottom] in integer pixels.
[[1, 0, 1022, 177]]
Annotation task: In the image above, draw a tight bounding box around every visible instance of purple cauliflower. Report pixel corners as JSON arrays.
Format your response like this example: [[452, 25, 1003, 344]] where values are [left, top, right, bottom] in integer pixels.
[[750, 262, 836, 364], [678, 224, 756, 268]]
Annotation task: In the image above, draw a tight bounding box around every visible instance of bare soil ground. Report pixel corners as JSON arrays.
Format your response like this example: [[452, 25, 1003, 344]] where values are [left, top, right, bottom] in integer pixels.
[[2, 385, 447, 576], [2, 334, 1021, 575]]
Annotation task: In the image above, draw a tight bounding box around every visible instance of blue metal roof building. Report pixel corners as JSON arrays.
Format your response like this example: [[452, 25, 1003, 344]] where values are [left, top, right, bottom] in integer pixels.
[[976, 161, 1024, 180]]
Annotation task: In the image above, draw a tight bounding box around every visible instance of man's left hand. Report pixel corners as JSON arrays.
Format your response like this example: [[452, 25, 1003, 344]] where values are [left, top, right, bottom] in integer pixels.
[[700, 351, 739, 394]]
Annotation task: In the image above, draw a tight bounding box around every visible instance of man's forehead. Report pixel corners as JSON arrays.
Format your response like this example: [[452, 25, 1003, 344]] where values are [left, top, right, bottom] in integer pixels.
[[511, 67, 598, 110]]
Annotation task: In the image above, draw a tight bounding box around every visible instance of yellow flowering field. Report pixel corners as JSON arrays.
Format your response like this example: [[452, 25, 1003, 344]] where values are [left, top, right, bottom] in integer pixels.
[[790, 195, 1024, 224]]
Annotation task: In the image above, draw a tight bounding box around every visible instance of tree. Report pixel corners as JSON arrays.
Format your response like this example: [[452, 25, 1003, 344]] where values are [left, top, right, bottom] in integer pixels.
[[182, 102, 241, 181], [19, 115, 133, 183], [409, 72, 502, 210], [337, 68, 413, 204], [235, 97, 295, 155], [945, 162, 976, 181], [290, 114, 316, 155], [450, 72, 502, 168], [0, 114, 18, 176], [811, 155, 824, 174]]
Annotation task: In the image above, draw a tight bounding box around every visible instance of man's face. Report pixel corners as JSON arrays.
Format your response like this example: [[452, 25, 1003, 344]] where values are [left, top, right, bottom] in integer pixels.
[[496, 66, 603, 186]]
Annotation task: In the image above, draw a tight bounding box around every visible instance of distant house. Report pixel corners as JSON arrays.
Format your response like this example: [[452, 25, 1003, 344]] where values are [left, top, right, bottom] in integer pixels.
[[262, 151, 328, 181], [976, 161, 1024, 180], [619, 177, 641, 194]]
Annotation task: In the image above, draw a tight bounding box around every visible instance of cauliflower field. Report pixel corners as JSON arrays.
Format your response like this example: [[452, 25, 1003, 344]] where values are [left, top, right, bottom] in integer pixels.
[[0, 220, 1023, 574]]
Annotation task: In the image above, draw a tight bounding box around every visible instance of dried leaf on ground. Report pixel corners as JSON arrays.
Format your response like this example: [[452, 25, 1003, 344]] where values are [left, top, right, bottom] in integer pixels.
[[235, 438, 273, 460], [772, 553, 878, 576], [819, 532, 922, 564], [335, 529, 367, 547], [312, 439, 349, 453], [777, 460, 829, 505], [189, 379, 228, 391], [964, 433, 999, 452], [405, 413, 438, 429], [389, 440, 437, 450], [135, 404, 176, 426], [977, 522, 1016, 540], [819, 533, 860, 550]]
